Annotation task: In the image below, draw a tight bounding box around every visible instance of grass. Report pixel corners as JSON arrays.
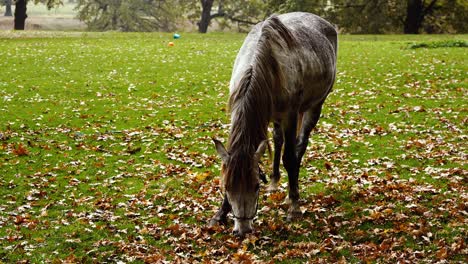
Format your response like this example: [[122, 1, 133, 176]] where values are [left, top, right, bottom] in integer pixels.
[[0, 32, 467, 263]]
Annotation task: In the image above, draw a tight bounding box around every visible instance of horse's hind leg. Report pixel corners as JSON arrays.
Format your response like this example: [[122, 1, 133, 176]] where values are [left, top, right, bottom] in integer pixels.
[[268, 121, 283, 192], [296, 103, 324, 165], [282, 112, 301, 221], [208, 194, 231, 227]]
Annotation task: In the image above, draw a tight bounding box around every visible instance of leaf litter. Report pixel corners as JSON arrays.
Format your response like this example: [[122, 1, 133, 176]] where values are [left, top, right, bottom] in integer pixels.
[[0, 33, 467, 262]]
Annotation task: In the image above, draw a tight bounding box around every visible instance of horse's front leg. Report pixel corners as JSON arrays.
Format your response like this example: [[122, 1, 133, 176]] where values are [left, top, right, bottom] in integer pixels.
[[268, 121, 283, 192], [282, 112, 301, 221], [208, 194, 231, 227]]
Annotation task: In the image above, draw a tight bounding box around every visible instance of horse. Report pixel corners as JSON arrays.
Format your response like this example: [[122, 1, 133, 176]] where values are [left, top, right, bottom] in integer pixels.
[[210, 12, 338, 237]]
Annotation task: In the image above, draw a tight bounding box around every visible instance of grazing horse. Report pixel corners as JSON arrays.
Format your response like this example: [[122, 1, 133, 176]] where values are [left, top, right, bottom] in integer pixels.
[[211, 12, 337, 236]]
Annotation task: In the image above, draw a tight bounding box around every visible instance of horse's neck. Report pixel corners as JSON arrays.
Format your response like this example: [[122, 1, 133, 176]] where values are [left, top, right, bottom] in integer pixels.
[[228, 117, 260, 152], [228, 99, 269, 152]]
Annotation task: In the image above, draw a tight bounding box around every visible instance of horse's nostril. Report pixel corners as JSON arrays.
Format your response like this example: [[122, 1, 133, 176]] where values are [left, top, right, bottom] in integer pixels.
[[233, 228, 252, 237]]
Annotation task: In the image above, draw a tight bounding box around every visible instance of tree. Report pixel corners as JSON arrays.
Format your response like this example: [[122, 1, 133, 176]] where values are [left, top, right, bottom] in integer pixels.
[[410, 0, 466, 33], [14, 0, 28, 29], [76, 0, 187, 31], [197, 0, 267, 33], [198, 0, 214, 33], [4, 0, 12, 16], [404, 0, 438, 33], [438, 0, 467, 33], [266, 0, 397, 33], [266, 0, 466, 34], [13, 0, 63, 30]]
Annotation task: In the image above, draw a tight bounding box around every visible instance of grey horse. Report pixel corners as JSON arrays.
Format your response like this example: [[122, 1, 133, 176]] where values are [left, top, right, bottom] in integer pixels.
[[211, 12, 337, 236]]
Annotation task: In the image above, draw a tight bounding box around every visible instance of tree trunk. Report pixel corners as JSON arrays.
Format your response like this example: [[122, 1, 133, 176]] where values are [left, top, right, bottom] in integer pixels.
[[404, 0, 438, 34], [199, 0, 214, 33], [404, 0, 424, 33], [5, 0, 13, 16], [14, 0, 28, 30]]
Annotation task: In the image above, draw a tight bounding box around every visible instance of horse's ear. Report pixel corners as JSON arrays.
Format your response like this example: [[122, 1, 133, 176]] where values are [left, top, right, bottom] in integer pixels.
[[254, 140, 268, 162], [213, 138, 229, 163]]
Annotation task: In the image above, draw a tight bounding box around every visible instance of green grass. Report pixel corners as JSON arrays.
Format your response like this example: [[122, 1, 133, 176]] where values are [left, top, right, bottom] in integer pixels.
[[0, 32, 467, 263]]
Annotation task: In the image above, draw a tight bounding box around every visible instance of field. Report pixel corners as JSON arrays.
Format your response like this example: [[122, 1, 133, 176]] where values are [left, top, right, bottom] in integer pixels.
[[0, 32, 466, 263]]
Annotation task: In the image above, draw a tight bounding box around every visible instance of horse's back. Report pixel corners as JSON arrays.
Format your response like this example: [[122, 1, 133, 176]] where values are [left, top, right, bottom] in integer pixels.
[[231, 12, 337, 114], [279, 12, 337, 49], [277, 12, 337, 112], [278, 12, 337, 74]]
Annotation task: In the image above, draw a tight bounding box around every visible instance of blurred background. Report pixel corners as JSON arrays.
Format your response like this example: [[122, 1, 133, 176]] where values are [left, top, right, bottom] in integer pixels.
[[0, 0, 466, 33]]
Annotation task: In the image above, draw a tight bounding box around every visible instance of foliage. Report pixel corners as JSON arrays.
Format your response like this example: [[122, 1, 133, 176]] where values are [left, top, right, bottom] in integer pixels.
[[191, 0, 268, 33], [267, 0, 467, 34], [34, 0, 63, 9], [75, 0, 188, 31], [217, 0, 268, 23], [1, 0, 13, 16], [325, 0, 400, 34], [0, 32, 467, 262], [408, 39, 468, 49], [31, 0, 464, 33], [423, 0, 467, 33]]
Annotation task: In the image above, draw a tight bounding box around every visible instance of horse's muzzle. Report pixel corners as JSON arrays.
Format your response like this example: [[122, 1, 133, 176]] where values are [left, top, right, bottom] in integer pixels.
[[233, 219, 253, 237]]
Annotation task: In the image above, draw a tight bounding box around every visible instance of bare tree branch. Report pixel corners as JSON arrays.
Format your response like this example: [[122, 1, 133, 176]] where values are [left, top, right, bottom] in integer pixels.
[[225, 14, 258, 25]]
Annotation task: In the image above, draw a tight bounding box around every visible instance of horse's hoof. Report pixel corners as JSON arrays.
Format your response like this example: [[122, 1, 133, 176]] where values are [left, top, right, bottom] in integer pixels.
[[286, 210, 302, 222], [208, 219, 217, 228], [267, 181, 279, 192], [286, 203, 302, 222], [208, 217, 227, 227]]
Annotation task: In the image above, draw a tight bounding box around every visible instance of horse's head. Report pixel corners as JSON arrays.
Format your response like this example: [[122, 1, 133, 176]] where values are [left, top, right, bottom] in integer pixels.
[[213, 139, 267, 236]]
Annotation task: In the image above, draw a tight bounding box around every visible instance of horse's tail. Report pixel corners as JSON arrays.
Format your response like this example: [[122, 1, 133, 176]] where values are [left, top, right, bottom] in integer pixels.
[[258, 15, 296, 51]]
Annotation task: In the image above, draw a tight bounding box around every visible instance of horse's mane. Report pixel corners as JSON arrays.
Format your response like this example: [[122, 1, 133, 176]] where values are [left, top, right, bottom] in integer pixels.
[[224, 15, 297, 192]]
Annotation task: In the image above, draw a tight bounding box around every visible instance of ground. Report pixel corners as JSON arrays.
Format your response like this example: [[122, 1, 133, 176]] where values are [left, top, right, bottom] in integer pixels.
[[0, 32, 466, 263]]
